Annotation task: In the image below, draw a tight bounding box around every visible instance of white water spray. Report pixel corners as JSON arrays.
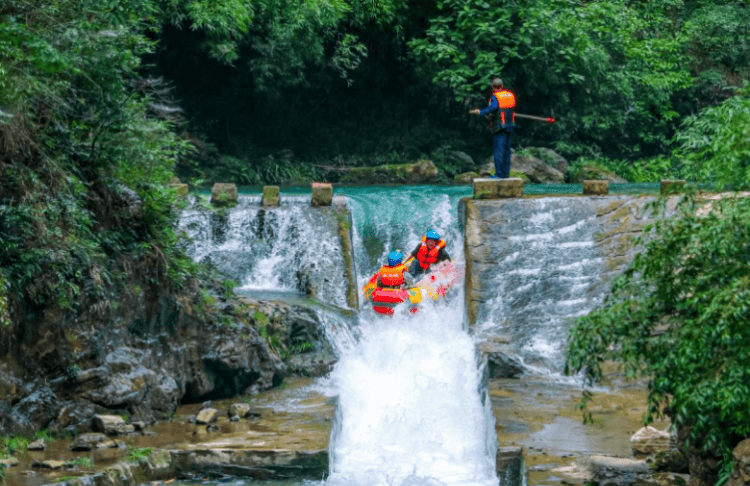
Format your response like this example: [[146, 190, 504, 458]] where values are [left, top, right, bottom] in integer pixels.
[[323, 301, 498, 486]]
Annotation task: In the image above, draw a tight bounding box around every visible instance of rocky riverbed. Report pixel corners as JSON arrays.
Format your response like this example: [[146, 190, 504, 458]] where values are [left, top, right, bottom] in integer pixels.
[[2, 373, 683, 486]]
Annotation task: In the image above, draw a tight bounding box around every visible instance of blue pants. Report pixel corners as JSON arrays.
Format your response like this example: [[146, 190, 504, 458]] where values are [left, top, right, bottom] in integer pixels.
[[493, 129, 513, 178]]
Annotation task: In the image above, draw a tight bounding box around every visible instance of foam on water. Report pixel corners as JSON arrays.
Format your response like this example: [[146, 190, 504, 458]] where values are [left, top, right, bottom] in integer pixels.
[[324, 304, 497, 486]]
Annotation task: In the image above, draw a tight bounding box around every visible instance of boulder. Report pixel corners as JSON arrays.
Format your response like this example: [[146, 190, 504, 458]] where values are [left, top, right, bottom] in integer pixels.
[[210, 183, 238, 207], [631, 426, 673, 458], [196, 408, 220, 424], [93, 414, 134, 435], [7, 387, 60, 435], [26, 439, 46, 451], [31, 459, 66, 470], [0, 457, 19, 468], [227, 403, 259, 419], [524, 147, 568, 173], [478, 337, 524, 378], [339, 160, 438, 184], [728, 439, 750, 486], [69, 432, 109, 451], [510, 154, 565, 183], [454, 172, 481, 184]]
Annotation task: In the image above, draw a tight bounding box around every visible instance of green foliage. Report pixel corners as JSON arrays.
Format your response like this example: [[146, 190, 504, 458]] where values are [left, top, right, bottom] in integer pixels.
[[673, 83, 750, 188], [1, 436, 30, 456], [126, 447, 152, 463], [33, 429, 54, 444], [566, 192, 750, 478], [408, 0, 750, 163], [68, 457, 93, 468], [565, 156, 679, 183]]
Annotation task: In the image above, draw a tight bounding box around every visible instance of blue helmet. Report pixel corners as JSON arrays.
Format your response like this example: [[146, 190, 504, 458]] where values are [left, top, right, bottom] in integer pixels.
[[388, 251, 403, 266], [426, 230, 440, 240]]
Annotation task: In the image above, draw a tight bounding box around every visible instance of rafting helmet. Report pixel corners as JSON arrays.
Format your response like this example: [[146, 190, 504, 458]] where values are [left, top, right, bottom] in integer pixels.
[[388, 251, 403, 266], [426, 230, 440, 241]]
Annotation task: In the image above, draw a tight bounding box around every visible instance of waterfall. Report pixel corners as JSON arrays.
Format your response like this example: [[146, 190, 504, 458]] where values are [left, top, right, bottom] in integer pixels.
[[178, 195, 350, 308], [320, 186, 498, 486]]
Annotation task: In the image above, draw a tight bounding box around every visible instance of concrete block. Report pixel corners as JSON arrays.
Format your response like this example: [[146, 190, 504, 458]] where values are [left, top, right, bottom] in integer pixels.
[[583, 180, 609, 195], [472, 178, 524, 199], [170, 183, 188, 196], [211, 183, 238, 207], [311, 182, 333, 207], [262, 186, 280, 207], [497, 178, 524, 198], [661, 179, 685, 195]]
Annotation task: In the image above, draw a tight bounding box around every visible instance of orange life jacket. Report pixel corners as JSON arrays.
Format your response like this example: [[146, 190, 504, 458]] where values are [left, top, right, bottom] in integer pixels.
[[416, 237, 446, 270], [489, 89, 516, 132], [378, 263, 408, 287]]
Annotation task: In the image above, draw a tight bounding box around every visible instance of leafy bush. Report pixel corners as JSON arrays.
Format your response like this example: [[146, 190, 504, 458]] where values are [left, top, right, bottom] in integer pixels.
[[673, 83, 750, 188], [566, 193, 750, 482]]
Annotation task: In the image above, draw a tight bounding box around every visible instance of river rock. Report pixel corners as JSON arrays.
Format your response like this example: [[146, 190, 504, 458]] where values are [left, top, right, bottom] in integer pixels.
[[454, 171, 481, 184], [93, 414, 133, 435], [228, 403, 252, 418], [311, 183, 333, 207], [585, 455, 651, 486], [32, 459, 67, 470], [196, 408, 219, 424], [477, 338, 524, 378], [0, 457, 19, 467], [524, 147, 568, 173], [510, 154, 565, 183], [631, 426, 673, 458], [69, 432, 109, 451], [7, 386, 61, 436], [26, 439, 46, 451], [728, 439, 750, 486]]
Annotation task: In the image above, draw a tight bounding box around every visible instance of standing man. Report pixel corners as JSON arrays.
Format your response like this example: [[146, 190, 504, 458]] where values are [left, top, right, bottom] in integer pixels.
[[469, 77, 516, 179]]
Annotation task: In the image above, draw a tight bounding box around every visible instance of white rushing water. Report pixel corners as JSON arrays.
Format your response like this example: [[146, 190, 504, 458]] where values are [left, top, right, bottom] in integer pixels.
[[317, 187, 497, 486], [322, 303, 498, 486]]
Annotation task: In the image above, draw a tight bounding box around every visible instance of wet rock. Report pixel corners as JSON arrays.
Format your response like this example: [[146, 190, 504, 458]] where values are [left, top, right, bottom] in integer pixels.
[[510, 154, 565, 183], [27, 439, 46, 451], [50, 400, 107, 434], [69, 432, 109, 451], [93, 414, 134, 435], [201, 401, 213, 410], [8, 386, 61, 435], [0, 457, 19, 467], [650, 449, 689, 473], [454, 171, 481, 184], [31, 459, 67, 470], [195, 408, 219, 424], [728, 439, 750, 486], [631, 426, 673, 458], [524, 147, 568, 174], [477, 338, 524, 378], [227, 403, 252, 418], [230, 415, 240, 422], [131, 421, 146, 431], [206, 423, 221, 432], [579, 455, 651, 486], [95, 439, 118, 449]]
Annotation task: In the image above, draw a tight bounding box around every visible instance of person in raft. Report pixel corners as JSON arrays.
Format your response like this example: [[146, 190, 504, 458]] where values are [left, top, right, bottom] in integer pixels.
[[408, 230, 452, 278], [376, 251, 415, 289]]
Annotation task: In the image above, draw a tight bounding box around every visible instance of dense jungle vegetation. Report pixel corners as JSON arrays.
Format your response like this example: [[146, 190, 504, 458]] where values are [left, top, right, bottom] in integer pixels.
[[1, 0, 749, 481]]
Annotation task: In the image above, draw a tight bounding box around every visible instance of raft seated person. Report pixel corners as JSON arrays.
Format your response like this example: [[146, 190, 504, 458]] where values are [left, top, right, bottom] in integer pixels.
[[408, 230, 452, 278], [376, 251, 415, 289]]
